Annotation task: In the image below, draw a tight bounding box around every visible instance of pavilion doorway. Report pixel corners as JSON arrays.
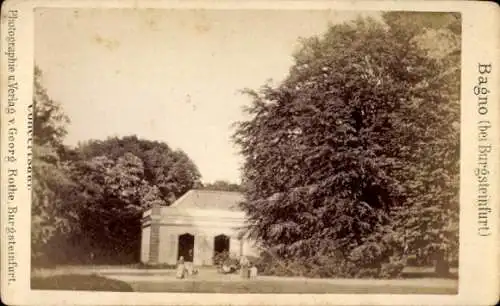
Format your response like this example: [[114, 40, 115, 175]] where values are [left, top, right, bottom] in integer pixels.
[[178, 233, 195, 262], [214, 234, 230, 256]]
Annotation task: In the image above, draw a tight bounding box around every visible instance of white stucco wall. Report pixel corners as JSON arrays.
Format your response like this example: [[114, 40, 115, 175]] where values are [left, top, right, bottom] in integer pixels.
[[194, 234, 213, 266], [140, 226, 150, 263], [154, 207, 259, 265], [158, 226, 178, 264]]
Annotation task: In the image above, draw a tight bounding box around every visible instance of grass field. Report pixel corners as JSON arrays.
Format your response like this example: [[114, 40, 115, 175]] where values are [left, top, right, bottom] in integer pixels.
[[31, 274, 133, 291], [31, 266, 458, 294], [129, 279, 457, 294]]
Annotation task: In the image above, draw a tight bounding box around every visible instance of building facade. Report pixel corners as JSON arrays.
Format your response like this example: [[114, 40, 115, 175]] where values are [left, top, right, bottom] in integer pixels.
[[140, 189, 259, 266]]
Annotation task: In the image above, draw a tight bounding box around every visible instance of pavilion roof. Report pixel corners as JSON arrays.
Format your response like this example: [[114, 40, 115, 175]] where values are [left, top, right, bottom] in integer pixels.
[[169, 189, 244, 211]]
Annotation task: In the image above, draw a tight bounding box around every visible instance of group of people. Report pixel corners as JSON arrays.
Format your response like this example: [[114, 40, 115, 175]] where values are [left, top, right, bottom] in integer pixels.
[[175, 253, 258, 279], [175, 256, 198, 279], [218, 254, 258, 278], [238, 255, 258, 279]]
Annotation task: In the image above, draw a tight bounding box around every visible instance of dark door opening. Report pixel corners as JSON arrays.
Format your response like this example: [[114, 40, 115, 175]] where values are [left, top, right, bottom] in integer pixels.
[[178, 233, 194, 262], [214, 234, 230, 255]]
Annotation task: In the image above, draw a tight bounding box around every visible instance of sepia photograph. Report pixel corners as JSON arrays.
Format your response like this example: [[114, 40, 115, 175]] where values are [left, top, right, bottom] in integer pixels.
[[27, 7, 463, 295]]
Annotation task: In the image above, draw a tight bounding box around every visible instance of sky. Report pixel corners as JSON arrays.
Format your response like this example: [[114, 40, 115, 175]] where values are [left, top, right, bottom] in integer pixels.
[[35, 8, 377, 184]]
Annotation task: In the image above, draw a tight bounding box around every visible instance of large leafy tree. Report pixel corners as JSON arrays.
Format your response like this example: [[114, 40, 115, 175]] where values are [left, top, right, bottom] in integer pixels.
[[76, 136, 201, 203], [66, 136, 202, 263], [66, 153, 154, 262], [382, 12, 461, 274], [32, 67, 75, 262], [233, 12, 460, 277]]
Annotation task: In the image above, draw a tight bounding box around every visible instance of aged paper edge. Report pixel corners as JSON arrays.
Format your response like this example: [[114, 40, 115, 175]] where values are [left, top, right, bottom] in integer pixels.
[[1, 0, 499, 305]]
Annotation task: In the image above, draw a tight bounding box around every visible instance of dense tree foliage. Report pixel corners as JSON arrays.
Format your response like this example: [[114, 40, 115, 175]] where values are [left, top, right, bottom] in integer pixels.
[[65, 136, 202, 263], [233, 12, 460, 277], [203, 180, 243, 192], [32, 67, 75, 261], [383, 12, 461, 274], [75, 136, 202, 203]]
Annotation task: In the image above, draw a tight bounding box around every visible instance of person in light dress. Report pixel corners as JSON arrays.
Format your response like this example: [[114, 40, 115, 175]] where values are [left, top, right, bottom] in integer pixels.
[[176, 256, 186, 279]]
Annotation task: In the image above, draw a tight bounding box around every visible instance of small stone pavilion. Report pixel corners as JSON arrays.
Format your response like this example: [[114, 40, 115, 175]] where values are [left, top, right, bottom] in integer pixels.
[[140, 189, 259, 266]]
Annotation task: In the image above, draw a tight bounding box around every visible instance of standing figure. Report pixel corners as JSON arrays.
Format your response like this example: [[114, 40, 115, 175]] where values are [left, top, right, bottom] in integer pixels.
[[250, 265, 258, 279], [185, 249, 194, 275], [240, 256, 250, 279], [176, 256, 186, 279]]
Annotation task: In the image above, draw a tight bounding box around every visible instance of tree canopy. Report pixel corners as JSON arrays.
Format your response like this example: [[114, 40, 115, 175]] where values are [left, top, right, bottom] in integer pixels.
[[32, 67, 75, 261], [203, 180, 243, 192], [65, 136, 202, 262], [233, 12, 460, 277]]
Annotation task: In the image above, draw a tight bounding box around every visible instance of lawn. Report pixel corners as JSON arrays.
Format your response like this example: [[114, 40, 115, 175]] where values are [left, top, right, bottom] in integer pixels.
[[31, 274, 134, 291], [30, 266, 458, 294], [129, 279, 457, 294]]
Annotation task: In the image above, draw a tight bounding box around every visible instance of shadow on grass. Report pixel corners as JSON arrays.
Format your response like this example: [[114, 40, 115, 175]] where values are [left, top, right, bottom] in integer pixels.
[[31, 274, 134, 292]]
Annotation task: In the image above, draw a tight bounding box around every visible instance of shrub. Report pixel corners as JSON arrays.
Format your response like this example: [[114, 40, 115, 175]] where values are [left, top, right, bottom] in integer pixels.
[[252, 245, 407, 279], [213, 251, 230, 266], [380, 256, 406, 279]]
